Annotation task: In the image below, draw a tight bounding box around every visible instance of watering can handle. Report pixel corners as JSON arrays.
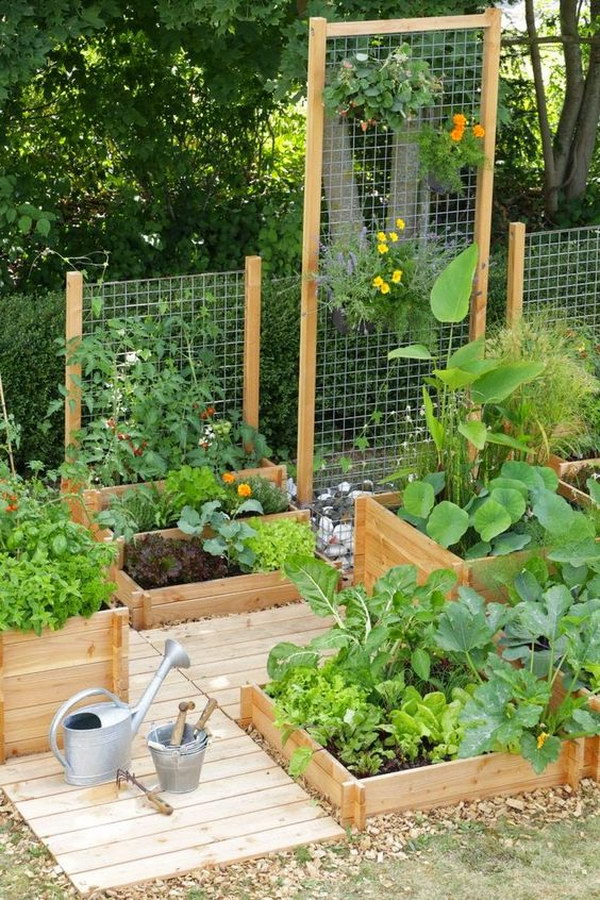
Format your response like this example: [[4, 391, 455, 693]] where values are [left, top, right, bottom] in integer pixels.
[[49, 687, 128, 771]]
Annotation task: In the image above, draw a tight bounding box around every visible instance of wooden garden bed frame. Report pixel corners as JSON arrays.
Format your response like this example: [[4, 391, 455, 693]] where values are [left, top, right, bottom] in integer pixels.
[[353, 494, 540, 598], [74, 462, 289, 535], [0, 607, 129, 761], [240, 684, 599, 829], [110, 509, 327, 629]]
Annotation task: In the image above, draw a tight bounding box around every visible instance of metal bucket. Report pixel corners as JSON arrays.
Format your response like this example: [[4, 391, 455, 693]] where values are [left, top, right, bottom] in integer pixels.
[[147, 723, 208, 793]]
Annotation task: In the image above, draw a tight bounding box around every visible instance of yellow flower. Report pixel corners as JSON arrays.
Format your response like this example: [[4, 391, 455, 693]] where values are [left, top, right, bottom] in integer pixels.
[[388, 232, 399, 242], [237, 483, 252, 498], [392, 269, 403, 283], [377, 243, 389, 254], [377, 231, 387, 242], [537, 731, 549, 750], [380, 282, 390, 294], [372, 276, 384, 287], [222, 472, 235, 484], [396, 218, 406, 230]]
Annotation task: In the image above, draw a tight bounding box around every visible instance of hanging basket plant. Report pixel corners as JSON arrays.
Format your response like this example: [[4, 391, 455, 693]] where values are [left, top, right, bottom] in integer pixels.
[[323, 44, 442, 132], [416, 113, 487, 195], [317, 224, 456, 338]]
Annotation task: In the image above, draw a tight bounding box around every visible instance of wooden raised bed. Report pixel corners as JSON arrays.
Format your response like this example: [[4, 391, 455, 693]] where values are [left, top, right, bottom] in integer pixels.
[[110, 509, 325, 629], [240, 684, 600, 830], [353, 495, 539, 600], [71, 462, 288, 536], [0, 607, 129, 761]]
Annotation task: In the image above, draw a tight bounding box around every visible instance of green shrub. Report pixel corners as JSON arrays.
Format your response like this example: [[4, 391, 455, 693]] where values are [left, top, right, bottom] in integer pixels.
[[246, 518, 316, 573], [0, 289, 64, 470]]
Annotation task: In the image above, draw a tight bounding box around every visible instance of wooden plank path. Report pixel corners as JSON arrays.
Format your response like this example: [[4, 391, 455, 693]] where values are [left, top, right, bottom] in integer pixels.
[[1, 606, 343, 895]]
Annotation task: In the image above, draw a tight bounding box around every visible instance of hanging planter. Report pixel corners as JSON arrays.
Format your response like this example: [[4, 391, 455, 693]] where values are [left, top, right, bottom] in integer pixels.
[[330, 307, 375, 337]]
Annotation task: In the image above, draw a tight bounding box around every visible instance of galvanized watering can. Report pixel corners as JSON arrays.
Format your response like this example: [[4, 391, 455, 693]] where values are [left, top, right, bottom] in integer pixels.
[[49, 639, 190, 786]]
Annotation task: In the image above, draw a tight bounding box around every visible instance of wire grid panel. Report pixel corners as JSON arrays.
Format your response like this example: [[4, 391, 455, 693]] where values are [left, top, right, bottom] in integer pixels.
[[314, 26, 484, 492], [521, 226, 600, 331], [81, 271, 246, 423]]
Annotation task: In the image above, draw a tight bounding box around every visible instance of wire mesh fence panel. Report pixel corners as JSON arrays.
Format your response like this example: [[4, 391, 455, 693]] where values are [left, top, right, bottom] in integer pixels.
[[520, 226, 600, 331], [313, 24, 486, 494], [80, 271, 246, 425]]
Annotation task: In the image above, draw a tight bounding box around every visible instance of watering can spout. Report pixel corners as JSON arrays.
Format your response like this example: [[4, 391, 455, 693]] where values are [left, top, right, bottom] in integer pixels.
[[130, 639, 190, 736]]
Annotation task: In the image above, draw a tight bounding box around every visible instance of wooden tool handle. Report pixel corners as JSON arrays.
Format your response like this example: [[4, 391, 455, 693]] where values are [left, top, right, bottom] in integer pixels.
[[193, 697, 218, 735], [170, 700, 195, 747], [146, 791, 174, 816]]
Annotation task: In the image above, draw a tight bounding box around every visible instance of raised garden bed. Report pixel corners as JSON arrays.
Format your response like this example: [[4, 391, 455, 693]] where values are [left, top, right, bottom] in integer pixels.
[[240, 684, 599, 829], [0, 607, 129, 761], [353, 495, 538, 600], [109, 509, 330, 628], [71, 461, 287, 536]]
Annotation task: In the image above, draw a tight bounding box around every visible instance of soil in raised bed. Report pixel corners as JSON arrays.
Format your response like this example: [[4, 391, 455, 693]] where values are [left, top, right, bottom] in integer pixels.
[[125, 533, 233, 589]]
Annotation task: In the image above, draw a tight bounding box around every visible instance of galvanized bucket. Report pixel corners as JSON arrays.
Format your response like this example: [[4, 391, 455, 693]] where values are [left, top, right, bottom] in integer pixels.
[[147, 723, 208, 793]]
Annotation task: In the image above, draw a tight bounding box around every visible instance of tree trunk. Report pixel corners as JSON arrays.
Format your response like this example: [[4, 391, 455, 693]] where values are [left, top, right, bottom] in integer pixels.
[[387, 121, 427, 239], [321, 114, 364, 243]]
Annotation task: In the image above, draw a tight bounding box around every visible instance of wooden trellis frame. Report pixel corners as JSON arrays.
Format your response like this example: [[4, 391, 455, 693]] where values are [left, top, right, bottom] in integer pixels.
[[296, 11, 502, 505], [64, 256, 262, 455]]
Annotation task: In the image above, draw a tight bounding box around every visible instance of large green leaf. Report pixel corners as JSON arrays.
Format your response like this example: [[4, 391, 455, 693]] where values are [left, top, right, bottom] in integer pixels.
[[433, 367, 479, 389], [282, 556, 341, 620], [472, 498, 512, 543], [430, 243, 479, 323], [490, 532, 531, 556], [520, 732, 562, 774], [489, 488, 526, 524], [266, 642, 319, 680], [531, 489, 575, 536], [403, 480, 435, 518], [426, 501, 469, 548], [388, 344, 432, 361], [586, 477, 600, 506], [447, 337, 484, 368], [484, 431, 531, 454], [458, 419, 488, 450], [471, 361, 545, 404]]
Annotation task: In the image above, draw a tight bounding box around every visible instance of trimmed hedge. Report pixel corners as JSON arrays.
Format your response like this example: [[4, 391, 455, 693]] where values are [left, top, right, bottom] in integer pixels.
[[0, 290, 64, 470]]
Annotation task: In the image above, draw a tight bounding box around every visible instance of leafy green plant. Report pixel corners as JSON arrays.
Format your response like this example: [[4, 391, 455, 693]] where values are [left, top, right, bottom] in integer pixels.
[[0, 465, 116, 633], [177, 499, 262, 570], [245, 519, 315, 574], [484, 316, 600, 464], [416, 113, 487, 195], [55, 312, 271, 487], [398, 460, 600, 562], [434, 586, 600, 773], [318, 228, 454, 336], [164, 465, 226, 510], [96, 483, 180, 540], [388, 244, 549, 507], [323, 45, 442, 132], [267, 556, 463, 690]]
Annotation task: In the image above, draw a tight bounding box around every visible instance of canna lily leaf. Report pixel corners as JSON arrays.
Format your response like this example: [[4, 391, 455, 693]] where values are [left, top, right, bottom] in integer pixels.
[[430, 242, 478, 323], [458, 419, 488, 450], [388, 343, 432, 361], [471, 361, 545, 404]]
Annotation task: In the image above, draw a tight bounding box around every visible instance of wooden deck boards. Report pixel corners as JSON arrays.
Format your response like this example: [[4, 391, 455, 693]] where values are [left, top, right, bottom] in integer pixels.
[[1, 603, 341, 895]]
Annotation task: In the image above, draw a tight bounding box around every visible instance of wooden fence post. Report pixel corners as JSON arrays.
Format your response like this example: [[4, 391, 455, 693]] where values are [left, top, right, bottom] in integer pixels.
[[470, 7, 502, 341], [296, 17, 327, 507], [243, 256, 262, 431], [506, 221, 526, 326], [64, 271, 84, 456]]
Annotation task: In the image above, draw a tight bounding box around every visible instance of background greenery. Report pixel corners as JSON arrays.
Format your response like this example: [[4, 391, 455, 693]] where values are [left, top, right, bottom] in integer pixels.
[[1, 1, 598, 467]]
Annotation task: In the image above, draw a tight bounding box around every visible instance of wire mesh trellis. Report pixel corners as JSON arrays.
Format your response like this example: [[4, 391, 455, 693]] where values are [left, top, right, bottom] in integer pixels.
[[299, 16, 498, 499], [64, 261, 262, 452], [517, 226, 600, 331]]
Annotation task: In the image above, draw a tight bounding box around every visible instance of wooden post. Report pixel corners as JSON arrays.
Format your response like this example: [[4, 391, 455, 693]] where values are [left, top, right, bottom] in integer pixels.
[[563, 738, 584, 789], [0, 634, 4, 765], [243, 255, 262, 430], [111, 611, 125, 699], [64, 271, 84, 456], [507, 221, 526, 326], [470, 7, 502, 341], [238, 684, 253, 728], [296, 17, 328, 507]]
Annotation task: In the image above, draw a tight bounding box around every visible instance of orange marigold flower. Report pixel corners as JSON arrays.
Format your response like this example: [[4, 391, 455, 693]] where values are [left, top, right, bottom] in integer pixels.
[[222, 472, 235, 484], [472, 124, 485, 138], [237, 483, 252, 498], [453, 113, 467, 127], [450, 127, 464, 142]]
